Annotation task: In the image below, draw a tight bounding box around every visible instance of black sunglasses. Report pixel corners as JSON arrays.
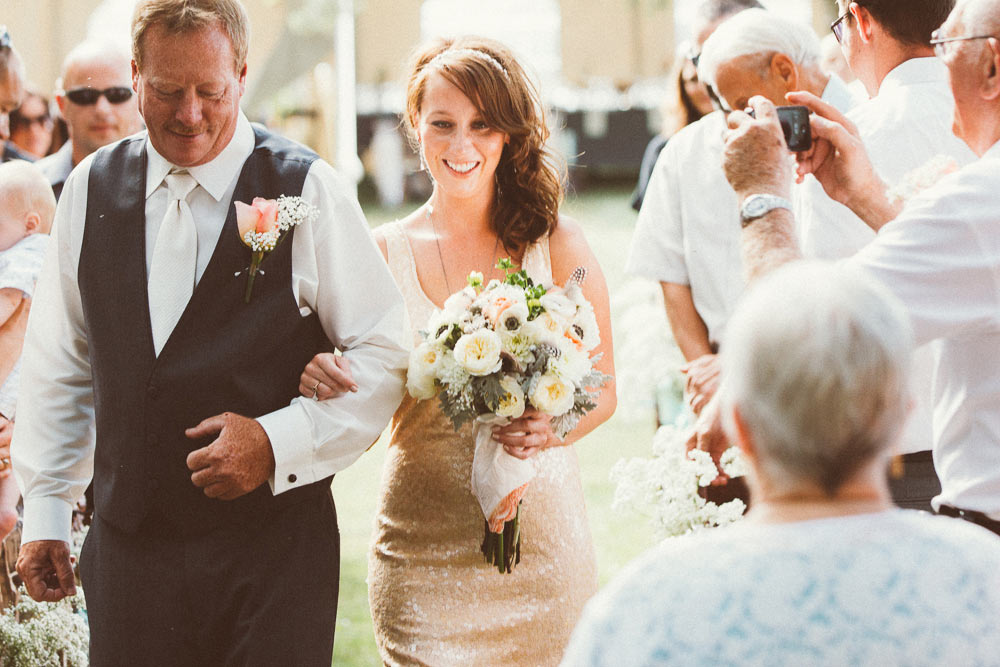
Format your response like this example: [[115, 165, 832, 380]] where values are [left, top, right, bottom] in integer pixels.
[[64, 86, 133, 106]]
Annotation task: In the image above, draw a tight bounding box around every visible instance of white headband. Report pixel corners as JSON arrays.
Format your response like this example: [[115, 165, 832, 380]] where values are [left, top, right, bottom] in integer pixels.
[[427, 48, 509, 78]]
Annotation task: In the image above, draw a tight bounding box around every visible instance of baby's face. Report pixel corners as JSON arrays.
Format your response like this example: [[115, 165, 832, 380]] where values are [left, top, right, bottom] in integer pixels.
[[0, 210, 30, 252]]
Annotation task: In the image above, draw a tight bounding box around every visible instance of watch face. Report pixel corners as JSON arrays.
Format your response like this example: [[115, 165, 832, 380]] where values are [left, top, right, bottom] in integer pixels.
[[746, 197, 768, 217]]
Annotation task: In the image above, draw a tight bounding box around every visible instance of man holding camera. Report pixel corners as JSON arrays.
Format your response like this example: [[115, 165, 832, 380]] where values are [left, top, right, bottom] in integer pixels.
[[702, 1, 969, 512], [720, 0, 1000, 536]]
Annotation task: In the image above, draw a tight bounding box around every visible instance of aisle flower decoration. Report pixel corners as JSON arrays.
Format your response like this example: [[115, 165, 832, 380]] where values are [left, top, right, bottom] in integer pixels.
[[611, 414, 749, 539], [408, 258, 610, 573], [235, 195, 319, 303]]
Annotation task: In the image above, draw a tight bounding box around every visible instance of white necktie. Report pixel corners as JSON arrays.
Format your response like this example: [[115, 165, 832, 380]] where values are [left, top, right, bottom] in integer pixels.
[[148, 169, 198, 356]]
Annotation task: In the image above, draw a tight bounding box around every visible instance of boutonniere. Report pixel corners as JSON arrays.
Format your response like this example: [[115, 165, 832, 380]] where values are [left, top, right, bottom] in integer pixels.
[[235, 195, 319, 303]]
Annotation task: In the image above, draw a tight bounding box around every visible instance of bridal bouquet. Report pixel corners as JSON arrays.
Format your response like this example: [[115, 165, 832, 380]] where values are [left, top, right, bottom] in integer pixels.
[[611, 413, 749, 539], [407, 259, 610, 573]]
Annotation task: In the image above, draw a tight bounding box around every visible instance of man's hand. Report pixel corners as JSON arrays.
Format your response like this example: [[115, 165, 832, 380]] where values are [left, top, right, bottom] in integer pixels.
[[785, 91, 899, 229], [16, 540, 76, 602], [723, 96, 794, 200], [682, 353, 721, 416], [185, 412, 275, 500], [685, 394, 730, 486]]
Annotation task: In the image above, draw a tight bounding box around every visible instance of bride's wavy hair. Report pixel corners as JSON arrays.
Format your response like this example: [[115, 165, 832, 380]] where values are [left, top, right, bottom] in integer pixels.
[[404, 36, 564, 253]]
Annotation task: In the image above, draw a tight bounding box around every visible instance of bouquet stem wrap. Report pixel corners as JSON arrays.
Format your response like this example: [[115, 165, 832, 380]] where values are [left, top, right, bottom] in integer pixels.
[[472, 416, 536, 573]]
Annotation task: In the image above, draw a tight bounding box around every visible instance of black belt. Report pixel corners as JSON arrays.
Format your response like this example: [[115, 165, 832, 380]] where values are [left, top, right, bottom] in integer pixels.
[[938, 504, 1000, 537]]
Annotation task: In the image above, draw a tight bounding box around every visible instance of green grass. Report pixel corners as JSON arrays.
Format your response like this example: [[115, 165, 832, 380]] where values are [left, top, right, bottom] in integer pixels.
[[331, 183, 660, 666]]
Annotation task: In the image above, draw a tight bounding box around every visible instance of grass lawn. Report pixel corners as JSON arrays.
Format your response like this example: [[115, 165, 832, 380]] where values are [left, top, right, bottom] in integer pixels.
[[331, 182, 661, 666]]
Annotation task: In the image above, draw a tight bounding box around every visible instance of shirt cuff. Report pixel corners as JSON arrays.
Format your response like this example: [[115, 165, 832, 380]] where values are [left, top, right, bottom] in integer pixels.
[[21, 495, 75, 545], [257, 402, 316, 495]]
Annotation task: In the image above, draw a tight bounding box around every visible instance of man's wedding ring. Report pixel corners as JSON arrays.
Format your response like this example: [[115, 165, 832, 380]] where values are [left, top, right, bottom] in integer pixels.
[[311, 381, 321, 400], [0, 457, 9, 470]]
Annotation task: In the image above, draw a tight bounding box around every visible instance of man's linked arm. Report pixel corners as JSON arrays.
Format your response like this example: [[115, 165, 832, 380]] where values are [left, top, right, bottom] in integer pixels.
[[256, 159, 408, 495]]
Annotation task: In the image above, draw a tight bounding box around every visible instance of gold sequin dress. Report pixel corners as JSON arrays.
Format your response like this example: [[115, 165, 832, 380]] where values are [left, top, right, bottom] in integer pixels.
[[368, 222, 598, 666]]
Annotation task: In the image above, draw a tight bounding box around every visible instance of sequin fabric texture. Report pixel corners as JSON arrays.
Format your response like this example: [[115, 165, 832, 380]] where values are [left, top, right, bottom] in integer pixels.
[[563, 510, 1000, 666], [370, 222, 599, 666]]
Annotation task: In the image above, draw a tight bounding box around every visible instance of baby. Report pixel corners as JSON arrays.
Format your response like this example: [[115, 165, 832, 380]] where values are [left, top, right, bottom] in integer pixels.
[[0, 159, 55, 541]]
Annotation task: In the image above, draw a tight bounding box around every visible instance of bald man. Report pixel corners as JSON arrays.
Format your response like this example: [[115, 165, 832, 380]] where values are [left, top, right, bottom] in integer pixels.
[[0, 28, 30, 163], [35, 41, 143, 199]]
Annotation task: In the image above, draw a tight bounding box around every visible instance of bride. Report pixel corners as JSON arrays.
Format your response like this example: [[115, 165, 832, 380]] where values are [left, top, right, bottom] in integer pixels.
[[301, 36, 615, 665]]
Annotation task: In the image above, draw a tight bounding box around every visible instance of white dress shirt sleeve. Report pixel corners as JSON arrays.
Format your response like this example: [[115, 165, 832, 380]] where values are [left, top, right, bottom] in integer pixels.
[[12, 158, 97, 546], [625, 140, 689, 284], [256, 159, 409, 494], [846, 170, 1000, 346]]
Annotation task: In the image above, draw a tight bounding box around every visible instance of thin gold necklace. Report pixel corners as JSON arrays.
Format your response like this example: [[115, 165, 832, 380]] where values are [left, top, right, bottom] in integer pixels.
[[426, 203, 500, 295]]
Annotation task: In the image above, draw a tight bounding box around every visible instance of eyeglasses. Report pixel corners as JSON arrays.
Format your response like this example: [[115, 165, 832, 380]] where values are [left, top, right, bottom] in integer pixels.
[[0, 26, 11, 50], [930, 30, 997, 57], [62, 86, 133, 106], [11, 114, 52, 130], [830, 11, 851, 43]]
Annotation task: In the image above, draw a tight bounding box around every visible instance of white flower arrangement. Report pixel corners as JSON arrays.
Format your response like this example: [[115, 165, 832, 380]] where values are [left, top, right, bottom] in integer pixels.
[[408, 259, 611, 572], [611, 413, 748, 539]]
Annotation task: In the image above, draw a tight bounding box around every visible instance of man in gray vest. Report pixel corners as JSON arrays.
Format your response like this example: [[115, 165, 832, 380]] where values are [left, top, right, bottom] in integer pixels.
[[11, 0, 408, 663]]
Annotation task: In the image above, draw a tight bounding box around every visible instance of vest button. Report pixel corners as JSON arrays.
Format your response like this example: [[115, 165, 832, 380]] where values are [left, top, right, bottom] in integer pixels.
[[147, 385, 159, 399], [288, 474, 297, 484]]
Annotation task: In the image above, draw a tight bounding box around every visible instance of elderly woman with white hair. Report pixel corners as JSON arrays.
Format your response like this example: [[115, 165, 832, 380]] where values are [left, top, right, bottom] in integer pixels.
[[562, 262, 1000, 666]]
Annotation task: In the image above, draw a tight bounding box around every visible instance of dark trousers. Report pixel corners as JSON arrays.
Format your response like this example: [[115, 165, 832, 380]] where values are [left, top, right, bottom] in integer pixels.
[[79, 490, 340, 667], [887, 451, 941, 513]]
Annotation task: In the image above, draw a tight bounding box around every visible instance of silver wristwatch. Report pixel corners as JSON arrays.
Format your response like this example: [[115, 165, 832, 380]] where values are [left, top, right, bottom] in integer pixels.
[[740, 194, 793, 228]]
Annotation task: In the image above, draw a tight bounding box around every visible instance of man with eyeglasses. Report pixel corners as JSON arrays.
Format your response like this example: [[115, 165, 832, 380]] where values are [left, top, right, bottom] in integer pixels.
[[0, 26, 29, 164], [35, 41, 143, 200], [718, 0, 1000, 537]]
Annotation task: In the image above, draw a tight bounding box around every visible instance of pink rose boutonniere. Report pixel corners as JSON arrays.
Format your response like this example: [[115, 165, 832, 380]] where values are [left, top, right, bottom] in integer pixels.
[[235, 195, 319, 303]]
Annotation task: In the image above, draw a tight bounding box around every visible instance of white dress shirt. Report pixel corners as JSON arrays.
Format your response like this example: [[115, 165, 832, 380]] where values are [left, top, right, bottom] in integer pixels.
[[795, 58, 975, 260], [845, 140, 1000, 518], [13, 113, 410, 545], [795, 58, 976, 455], [626, 78, 858, 347], [625, 111, 739, 348]]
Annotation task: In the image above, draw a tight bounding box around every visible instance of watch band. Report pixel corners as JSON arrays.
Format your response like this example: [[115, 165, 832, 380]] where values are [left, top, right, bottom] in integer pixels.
[[740, 194, 793, 228]]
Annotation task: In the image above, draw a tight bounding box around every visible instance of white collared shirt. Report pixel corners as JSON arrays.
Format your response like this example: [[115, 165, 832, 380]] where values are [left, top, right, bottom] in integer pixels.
[[12, 113, 410, 545], [796, 58, 976, 260], [795, 58, 976, 455], [626, 78, 858, 348], [846, 140, 1000, 518]]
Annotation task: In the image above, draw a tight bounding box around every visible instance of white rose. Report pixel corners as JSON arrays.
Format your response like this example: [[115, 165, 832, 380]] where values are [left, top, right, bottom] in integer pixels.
[[530, 372, 576, 416], [494, 375, 526, 418], [406, 342, 444, 399], [453, 328, 503, 376]]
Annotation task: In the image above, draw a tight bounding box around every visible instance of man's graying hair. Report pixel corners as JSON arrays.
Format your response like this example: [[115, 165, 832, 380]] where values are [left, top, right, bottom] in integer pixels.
[[131, 0, 250, 72], [695, 0, 765, 25]]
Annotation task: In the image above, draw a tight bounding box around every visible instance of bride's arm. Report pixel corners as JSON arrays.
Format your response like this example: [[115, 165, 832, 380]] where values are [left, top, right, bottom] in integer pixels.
[[495, 216, 616, 457]]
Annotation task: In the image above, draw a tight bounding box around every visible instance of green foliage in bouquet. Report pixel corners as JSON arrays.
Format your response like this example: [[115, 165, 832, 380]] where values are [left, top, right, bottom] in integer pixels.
[[0, 586, 89, 666]]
